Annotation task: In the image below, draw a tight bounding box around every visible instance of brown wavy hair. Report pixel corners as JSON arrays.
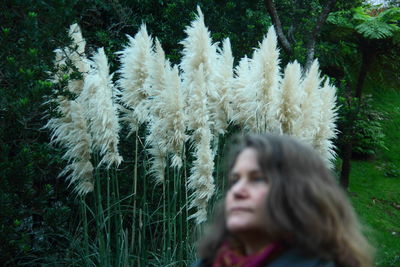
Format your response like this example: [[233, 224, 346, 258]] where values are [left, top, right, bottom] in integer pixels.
[[197, 134, 374, 267]]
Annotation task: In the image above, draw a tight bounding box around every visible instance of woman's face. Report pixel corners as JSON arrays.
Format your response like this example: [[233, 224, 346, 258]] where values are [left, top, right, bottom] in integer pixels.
[[225, 148, 269, 236]]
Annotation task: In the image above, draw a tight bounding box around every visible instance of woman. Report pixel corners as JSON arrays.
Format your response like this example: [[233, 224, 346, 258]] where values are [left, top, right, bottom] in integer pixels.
[[194, 134, 374, 267]]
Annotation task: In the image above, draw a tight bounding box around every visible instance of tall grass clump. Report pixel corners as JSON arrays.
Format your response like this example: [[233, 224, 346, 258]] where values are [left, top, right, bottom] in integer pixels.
[[292, 60, 323, 144], [244, 26, 282, 133], [118, 24, 153, 134], [45, 7, 338, 266], [179, 8, 224, 227], [45, 23, 94, 195], [47, 24, 128, 265]]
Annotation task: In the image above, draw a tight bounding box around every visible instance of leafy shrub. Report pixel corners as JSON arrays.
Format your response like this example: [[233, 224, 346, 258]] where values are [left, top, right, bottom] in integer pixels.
[[352, 96, 386, 158], [337, 94, 386, 159], [384, 162, 400, 178]]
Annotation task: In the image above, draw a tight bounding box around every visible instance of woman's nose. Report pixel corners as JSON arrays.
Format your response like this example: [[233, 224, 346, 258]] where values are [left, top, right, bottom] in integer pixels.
[[231, 178, 249, 198]]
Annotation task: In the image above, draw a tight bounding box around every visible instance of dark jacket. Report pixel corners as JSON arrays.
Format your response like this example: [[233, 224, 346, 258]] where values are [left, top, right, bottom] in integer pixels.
[[191, 248, 335, 267]]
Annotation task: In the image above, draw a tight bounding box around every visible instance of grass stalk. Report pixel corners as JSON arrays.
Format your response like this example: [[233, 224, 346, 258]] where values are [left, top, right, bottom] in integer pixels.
[[163, 174, 166, 260], [131, 130, 138, 265], [106, 169, 111, 258], [81, 196, 89, 266]]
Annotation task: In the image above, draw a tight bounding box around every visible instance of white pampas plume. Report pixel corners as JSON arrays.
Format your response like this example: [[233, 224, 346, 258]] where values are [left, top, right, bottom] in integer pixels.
[[313, 79, 338, 168], [60, 101, 92, 163], [46, 99, 94, 195], [82, 48, 122, 168], [69, 23, 86, 56], [162, 65, 187, 168], [117, 24, 153, 134], [212, 38, 234, 133], [147, 38, 166, 100], [186, 64, 210, 143], [62, 160, 94, 195], [44, 98, 75, 147], [250, 26, 281, 133], [145, 38, 169, 183], [180, 6, 217, 88], [46, 23, 93, 195], [188, 128, 215, 224], [278, 61, 303, 134], [147, 143, 167, 184], [180, 6, 218, 137], [146, 41, 187, 182], [59, 100, 94, 195], [292, 60, 321, 144], [180, 9, 216, 221], [53, 23, 89, 96], [231, 56, 257, 129]]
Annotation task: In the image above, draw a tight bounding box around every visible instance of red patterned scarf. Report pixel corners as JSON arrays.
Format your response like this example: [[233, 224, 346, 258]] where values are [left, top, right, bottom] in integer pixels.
[[212, 241, 285, 267]]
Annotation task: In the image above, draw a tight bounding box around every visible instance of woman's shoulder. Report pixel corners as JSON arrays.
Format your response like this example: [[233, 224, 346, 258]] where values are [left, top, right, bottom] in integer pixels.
[[190, 259, 206, 267], [191, 248, 335, 267], [268, 248, 336, 267]]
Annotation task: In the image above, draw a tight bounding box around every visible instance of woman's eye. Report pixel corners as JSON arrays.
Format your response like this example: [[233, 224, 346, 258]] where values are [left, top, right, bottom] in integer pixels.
[[228, 178, 238, 186], [253, 176, 265, 182]]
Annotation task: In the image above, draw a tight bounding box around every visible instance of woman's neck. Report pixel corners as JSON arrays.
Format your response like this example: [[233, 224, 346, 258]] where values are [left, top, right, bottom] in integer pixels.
[[236, 232, 271, 255]]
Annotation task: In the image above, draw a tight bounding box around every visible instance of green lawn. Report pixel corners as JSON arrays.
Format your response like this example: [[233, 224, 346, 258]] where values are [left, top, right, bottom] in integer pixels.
[[349, 88, 400, 266]]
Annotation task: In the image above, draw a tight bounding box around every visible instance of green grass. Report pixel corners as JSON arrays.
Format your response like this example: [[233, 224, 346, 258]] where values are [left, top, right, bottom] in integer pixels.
[[349, 88, 400, 266]]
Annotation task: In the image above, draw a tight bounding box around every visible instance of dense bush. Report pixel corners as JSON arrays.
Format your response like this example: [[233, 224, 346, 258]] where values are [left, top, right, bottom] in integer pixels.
[[336, 94, 386, 159], [352, 96, 386, 158]]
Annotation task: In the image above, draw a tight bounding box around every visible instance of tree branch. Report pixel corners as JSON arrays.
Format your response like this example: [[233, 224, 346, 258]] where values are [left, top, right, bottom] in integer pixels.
[[305, 0, 337, 69], [264, 0, 292, 56]]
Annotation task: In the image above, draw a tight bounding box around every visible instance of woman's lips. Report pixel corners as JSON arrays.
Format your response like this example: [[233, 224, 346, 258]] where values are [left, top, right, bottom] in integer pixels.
[[229, 207, 252, 213]]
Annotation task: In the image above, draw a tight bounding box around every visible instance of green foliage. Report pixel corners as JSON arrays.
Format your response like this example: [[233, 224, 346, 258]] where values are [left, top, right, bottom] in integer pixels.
[[327, 10, 355, 29], [349, 88, 400, 266], [355, 19, 397, 39], [383, 162, 400, 178], [328, 6, 400, 40], [352, 97, 387, 157], [0, 0, 81, 264], [337, 94, 386, 159]]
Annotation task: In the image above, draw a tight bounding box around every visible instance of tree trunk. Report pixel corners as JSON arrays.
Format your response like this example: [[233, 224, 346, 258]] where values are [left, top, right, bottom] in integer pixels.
[[304, 0, 337, 70], [264, 0, 292, 56], [355, 48, 374, 98], [264, 0, 337, 69], [340, 140, 352, 189]]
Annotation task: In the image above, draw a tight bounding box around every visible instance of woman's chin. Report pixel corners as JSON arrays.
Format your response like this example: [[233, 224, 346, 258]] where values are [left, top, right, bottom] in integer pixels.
[[226, 218, 253, 233]]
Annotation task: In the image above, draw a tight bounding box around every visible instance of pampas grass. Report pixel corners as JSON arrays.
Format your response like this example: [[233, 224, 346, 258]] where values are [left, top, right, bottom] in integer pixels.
[[180, 7, 217, 88], [53, 23, 89, 95], [45, 98, 94, 195], [313, 79, 338, 168], [187, 128, 215, 224], [145, 39, 169, 183], [278, 61, 303, 134], [82, 47, 122, 168], [146, 41, 187, 182], [45, 10, 340, 265], [185, 64, 210, 143], [59, 100, 94, 195], [148, 38, 167, 99], [292, 60, 322, 145], [213, 38, 234, 133], [183, 64, 216, 221], [159, 65, 187, 168], [231, 56, 256, 128], [46, 23, 94, 195], [250, 26, 282, 134], [118, 24, 154, 133], [180, 7, 218, 138]]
